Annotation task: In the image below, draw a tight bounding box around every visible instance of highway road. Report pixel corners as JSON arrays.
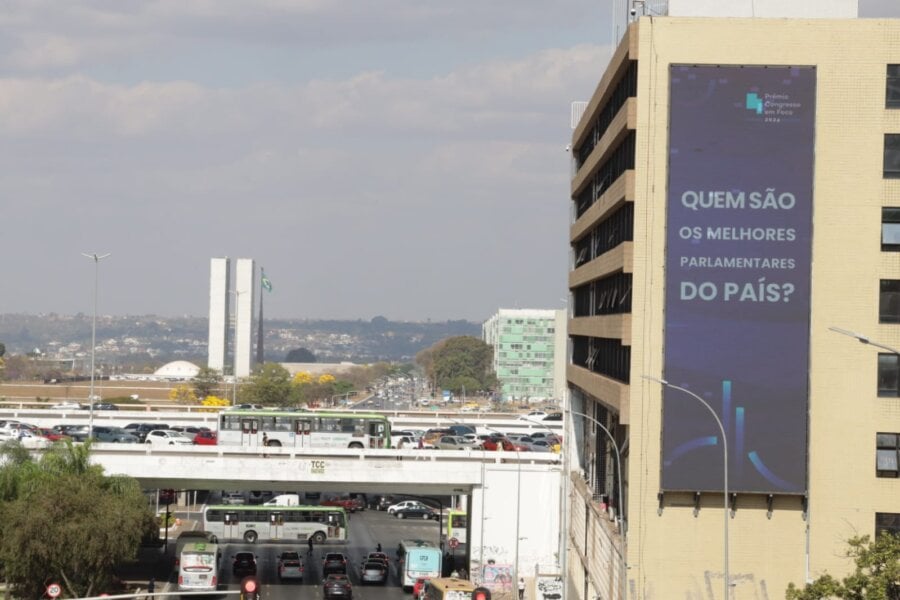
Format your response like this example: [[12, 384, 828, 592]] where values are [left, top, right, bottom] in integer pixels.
[[169, 505, 463, 600]]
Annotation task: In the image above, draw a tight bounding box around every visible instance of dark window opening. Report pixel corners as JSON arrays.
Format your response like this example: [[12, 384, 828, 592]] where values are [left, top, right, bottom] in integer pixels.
[[887, 65, 900, 108], [880, 280, 900, 323], [885, 134, 900, 179], [878, 353, 900, 397]]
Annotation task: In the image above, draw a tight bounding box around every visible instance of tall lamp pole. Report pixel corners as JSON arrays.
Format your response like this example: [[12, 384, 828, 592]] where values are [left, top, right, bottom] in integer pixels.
[[643, 374, 730, 600], [563, 411, 626, 600], [82, 252, 110, 440]]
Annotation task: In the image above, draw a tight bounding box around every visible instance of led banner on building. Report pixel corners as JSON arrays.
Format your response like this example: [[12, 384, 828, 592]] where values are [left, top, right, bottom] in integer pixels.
[[662, 65, 815, 494]]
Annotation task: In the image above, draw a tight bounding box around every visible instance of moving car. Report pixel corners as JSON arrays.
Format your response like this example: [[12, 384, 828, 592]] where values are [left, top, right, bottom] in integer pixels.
[[394, 505, 438, 520], [322, 552, 348, 576], [38, 427, 69, 442], [50, 401, 83, 410], [145, 429, 194, 446], [360, 561, 388, 584], [232, 552, 257, 577], [323, 573, 352, 599], [125, 423, 171, 442], [480, 436, 531, 452], [321, 497, 359, 513], [278, 551, 304, 580], [434, 435, 476, 450], [90, 402, 119, 411]]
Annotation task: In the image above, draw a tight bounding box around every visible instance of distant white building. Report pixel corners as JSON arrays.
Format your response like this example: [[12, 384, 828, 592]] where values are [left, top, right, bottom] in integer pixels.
[[483, 309, 567, 402], [207, 258, 231, 372], [234, 258, 256, 378]]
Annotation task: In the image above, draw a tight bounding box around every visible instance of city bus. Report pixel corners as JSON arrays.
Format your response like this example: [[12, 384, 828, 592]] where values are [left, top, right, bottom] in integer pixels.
[[178, 541, 220, 594], [446, 510, 467, 545], [423, 578, 477, 600], [217, 409, 392, 449], [203, 504, 348, 544], [396, 539, 443, 590]]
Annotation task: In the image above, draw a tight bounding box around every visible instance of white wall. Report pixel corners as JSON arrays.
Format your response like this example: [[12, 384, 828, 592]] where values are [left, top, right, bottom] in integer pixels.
[[207, 258, 230, 371], [234, 258, 256, 378]]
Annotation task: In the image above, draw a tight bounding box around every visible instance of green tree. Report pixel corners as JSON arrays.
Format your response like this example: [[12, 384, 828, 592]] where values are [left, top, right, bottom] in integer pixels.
[[786, 533, 900, 599], [241, 362, 293, 406], [285, 348, 317, 362], [0, 440, 156, 599], [192, 366, 223, 399], [0, 342, 5, 357], [417, 336, 497, 394]]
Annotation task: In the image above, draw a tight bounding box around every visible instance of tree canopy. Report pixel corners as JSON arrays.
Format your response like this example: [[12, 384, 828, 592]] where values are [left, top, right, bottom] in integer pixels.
[[416, 336, 497, 394], [0, 440, 157, 599], [786, 533, 900, 599], [285, 347, 317, 363], [192, 366, 223, 399]]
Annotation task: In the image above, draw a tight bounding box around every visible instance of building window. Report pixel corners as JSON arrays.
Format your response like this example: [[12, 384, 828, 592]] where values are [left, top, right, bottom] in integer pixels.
[[877, 433, 900, 477], [881, 280, 900, 323], [876, 512, 900, 536], [886, 134, 900, 178], [888, 65, 900, 108], [883, 208, 900, 251], [878, 354, 900, 397]]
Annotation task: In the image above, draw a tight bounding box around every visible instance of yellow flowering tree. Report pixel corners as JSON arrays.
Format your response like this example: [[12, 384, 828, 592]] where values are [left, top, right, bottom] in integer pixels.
[[168, 384, 198, 405]]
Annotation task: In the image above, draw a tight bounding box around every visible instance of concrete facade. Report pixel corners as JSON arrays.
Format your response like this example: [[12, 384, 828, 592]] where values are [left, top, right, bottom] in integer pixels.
[[234, 258, 256, 378], [207, 257, 231, 372], [566, 17, 900, 600], [483, 309, 567, 402]]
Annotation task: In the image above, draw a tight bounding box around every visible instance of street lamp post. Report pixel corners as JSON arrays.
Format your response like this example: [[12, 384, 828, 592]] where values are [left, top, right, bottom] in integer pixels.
[[82, 252, 110, 440], [828, 326, 900, 354], [564, 411, 627, 600], [643, 374, 730, 600]]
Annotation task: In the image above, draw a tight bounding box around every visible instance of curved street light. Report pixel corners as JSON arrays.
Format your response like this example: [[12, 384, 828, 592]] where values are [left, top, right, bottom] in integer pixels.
[[82, 252, 110, 439], [642, 374, 730, 600], [565, 410, 626, 600], [828, 326, 900, 355]]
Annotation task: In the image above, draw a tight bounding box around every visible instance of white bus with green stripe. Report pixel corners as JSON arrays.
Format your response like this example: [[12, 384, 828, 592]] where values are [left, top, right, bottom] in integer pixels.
[[203, 504, 348, 544], [178, 542, 220, 593], [217, 409, 391, 450]]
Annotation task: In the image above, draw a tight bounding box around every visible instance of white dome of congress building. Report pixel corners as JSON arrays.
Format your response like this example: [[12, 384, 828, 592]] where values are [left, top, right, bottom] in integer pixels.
[[153, 360, 201, 380]]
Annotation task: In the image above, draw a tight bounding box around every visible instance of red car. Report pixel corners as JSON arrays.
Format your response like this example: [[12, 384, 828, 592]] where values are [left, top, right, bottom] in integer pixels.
[[193, 430, 218, 445], [321, 497, 358, 512], [39, 427, 69, 442], [480, 436, 530, 452]]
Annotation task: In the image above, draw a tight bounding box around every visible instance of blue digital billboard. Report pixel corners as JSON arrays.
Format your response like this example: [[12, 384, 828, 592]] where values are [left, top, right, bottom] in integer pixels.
[[662, 65, 816, 494]]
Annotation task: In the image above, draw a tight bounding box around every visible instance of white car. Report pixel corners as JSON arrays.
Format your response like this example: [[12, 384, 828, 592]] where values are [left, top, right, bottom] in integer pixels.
[[145, 429, 194, 446], [50, 401, 83, 410], [0, 429, 51, 449], [387, 500, 428, 515], [517, 411, 547, 421]]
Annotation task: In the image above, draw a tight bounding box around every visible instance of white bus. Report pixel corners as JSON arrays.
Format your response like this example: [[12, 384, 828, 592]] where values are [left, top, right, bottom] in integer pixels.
[[178, 542, 220, 594], [446, 510, 467, 545], [203, 504, 348, 544], [397, 539, 443, 590], [217, 409, 392, 449]]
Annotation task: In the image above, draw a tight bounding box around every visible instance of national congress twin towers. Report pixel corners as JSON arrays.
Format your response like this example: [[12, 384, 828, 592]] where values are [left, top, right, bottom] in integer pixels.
[[207, 257, 264, 378]]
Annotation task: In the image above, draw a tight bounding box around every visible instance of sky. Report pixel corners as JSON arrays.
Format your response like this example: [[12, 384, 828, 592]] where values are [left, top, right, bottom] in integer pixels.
[[1, 1, 898, 323]]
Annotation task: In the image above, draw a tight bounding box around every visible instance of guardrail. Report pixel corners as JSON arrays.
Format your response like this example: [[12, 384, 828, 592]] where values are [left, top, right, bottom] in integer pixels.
[[87, 443, 562, 465]]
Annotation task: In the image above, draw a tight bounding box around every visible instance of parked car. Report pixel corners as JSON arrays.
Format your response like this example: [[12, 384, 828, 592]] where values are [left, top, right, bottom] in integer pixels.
[[64, 425, 91, 442], [434, 435, 476, 450], [394, 505, 438, 520], [518, 411, 547, 421], [91, 426, 139, 443], [373, 495, 396, 511], [38, 427, 69, 442], [480, 436, 531, 452], [278, 551, 304, 580], [145, 429, 194, 446], [125, 423, 170, 442], [387, 500, 428, 515], [323, 573, 352, 599], [360, 561, 388, 584], [232, 552, 257, 577], [193, 430, 218, 445], [542, 412, 563, 421], [447, 424, 476, 436], [0, 429, 50, 449], [322, 552, 348, 576], [222, 491, 246, 505], [422, 428, 453, 444], [321, 497, 359, 513]]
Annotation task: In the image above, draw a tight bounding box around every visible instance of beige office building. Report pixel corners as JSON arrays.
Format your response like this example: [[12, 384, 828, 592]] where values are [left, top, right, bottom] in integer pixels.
[[565, 6, 900, 599]]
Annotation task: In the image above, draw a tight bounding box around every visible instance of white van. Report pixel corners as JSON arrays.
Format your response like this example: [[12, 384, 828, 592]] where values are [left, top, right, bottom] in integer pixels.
[[263, 494, 300, 506]]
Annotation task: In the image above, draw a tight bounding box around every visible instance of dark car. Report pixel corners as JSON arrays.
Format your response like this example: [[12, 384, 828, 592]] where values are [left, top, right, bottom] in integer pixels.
[[542, 412, 563, 421], [374, 495, 395, 511], [360, 561, 388, 584], [394, 505, 438, 520], [124, 423, 170, 442], [323, 574, 352, 599], [90, 425, 139, 443], [90, 402, 118, 411], [447, 424, 476, 436], [322, 552, 348, 576], [232, 552, 257, 577]]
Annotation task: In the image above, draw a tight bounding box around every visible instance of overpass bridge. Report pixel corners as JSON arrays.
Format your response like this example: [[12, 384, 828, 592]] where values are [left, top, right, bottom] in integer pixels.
[[2, 408, 565, 577]]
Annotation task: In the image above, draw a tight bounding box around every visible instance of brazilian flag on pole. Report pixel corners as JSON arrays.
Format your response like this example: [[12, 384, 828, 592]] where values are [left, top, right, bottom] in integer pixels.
[[261, 270, 273, 293]]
